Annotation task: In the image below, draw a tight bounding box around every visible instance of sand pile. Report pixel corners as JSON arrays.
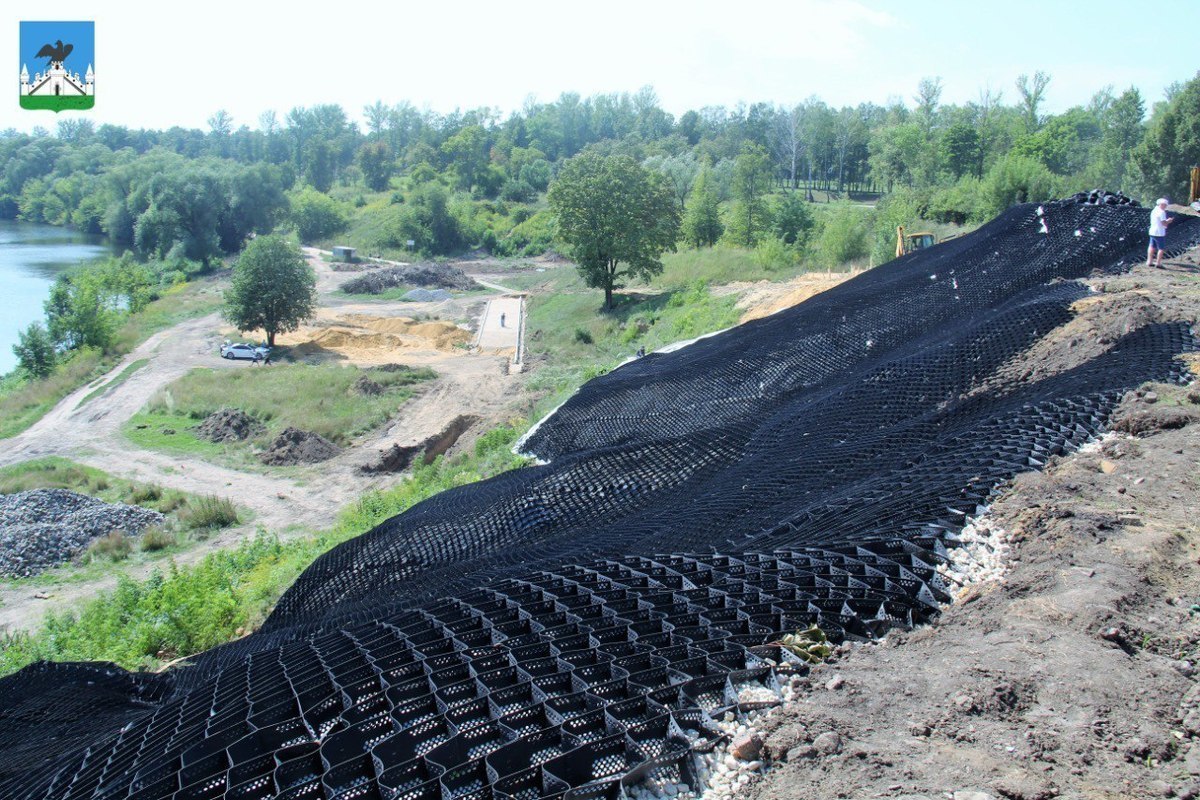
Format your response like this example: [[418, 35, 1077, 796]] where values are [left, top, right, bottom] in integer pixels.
[[259, 428, 340, 466], [352, 316, 472, 349], [285, 317, 472, 360], [193, 408, 264, 443]]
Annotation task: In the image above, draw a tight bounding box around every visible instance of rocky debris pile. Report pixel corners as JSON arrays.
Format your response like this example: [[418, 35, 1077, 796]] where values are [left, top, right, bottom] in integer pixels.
[[402, 288, 453, 302], [193, 408, 264, 443], [1064, 189, 1141, 207], [0, 489, 165, 577], [351, 375, 384, 396], [340, 263, 478, 295], [259, 427, 340, 465]]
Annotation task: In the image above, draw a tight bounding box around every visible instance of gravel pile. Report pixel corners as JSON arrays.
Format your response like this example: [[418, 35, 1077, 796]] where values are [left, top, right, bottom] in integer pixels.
[[0, 489, 165, 577], [401, 288, 453, 302], [340, 263, 478, 294], [193, 408, 264, 443], [259, 427, 341, 465]]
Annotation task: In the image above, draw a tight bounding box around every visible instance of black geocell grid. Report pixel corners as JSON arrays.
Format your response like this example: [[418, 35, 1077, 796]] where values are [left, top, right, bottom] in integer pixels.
[[0, 200, 1198, 800]]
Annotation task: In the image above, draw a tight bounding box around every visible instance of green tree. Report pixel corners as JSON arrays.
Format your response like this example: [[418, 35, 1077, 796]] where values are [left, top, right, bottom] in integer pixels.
[[941, 122, 981, 179], [725, 145, 773, 247], [304, 141, 335, 193], [771, 191, 815, 248], [1092, 87, 1144, 189], [290, 187, 348, 243], [1016, 71, 1052, 133], [548, 151, 680, 309], [1130, 74, 1200, 200], [358, 141, 394, 192], [224, 235, 317, 347], [682, 167, 723, 248], [44, 272, 117, 351], [12, 322, 55, 379]]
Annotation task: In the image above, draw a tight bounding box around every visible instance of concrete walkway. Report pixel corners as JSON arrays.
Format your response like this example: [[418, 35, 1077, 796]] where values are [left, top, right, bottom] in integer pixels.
[[476, 295, 526, 369]]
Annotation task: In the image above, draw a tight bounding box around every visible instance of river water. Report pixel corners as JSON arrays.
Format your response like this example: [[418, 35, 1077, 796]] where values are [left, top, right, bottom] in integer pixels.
[[0, 220, 112, 375]]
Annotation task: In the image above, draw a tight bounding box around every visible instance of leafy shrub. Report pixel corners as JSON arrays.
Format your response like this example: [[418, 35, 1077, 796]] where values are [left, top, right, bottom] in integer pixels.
[[980, 153, 1063, 219], [474, 426, 520, 458], [816, 203, 872, 269]]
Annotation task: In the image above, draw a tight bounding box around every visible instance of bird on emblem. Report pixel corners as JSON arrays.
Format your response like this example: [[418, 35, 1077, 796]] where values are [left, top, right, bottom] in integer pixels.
[[35, 40, 73, 65]]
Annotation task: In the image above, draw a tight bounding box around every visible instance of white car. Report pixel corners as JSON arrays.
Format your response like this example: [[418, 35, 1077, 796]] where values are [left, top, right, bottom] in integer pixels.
[[220, 342, 270, 360]]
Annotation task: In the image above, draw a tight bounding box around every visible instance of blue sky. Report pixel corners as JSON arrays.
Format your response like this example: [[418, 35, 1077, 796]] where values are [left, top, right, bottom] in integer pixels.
[[3, 1, 1197, 132], [18, 20, 93, 78]]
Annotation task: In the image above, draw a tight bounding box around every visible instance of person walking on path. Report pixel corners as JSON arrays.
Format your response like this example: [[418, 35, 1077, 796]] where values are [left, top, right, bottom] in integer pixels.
[[1148, 197, 1175, 268], [499, 312, 506, 328]]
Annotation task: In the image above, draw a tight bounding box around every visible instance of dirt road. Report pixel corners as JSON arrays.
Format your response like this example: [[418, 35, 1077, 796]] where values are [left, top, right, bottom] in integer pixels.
[[0, 249, 525, 631]]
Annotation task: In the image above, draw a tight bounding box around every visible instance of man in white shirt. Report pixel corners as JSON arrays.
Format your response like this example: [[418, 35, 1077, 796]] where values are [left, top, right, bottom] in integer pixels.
[[1148, 197, 1174, 268]]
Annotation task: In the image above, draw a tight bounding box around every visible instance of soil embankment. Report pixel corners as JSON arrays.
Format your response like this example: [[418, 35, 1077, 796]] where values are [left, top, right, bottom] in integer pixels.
[[747, 254, 1200, 800]]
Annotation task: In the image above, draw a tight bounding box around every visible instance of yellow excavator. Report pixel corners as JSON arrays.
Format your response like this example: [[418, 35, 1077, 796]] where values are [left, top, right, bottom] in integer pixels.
[[895, 226, 938, 258]]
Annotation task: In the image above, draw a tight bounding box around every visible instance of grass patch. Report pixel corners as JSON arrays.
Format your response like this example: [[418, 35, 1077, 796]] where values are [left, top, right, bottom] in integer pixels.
[[0, 348, 108, 439], [76, 358, 149, 408], [124, 412, 227, 459], [178, 495, 239, 532], [110, 278, 225, 354], [138, 526, 176, 552], [522, 270, 741, 417], [0, 279, 223, 441], [127, 364, 435, 461], [83, 531, 133, 563], [0, 424, 528, 674]]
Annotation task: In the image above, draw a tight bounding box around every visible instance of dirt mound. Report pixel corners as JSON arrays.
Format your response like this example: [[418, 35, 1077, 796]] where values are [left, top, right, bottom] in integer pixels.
[[351, 376, 384, 396], [193, 408, 264, 443], [340, 263, 479, 294], [258, 427, 341, 466], [1110, 389, 1195, 435], [362, 415, 479, 473]]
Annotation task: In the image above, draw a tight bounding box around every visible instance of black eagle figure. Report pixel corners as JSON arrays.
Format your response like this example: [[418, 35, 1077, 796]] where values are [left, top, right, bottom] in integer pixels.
[[35, 40, 73, 66]]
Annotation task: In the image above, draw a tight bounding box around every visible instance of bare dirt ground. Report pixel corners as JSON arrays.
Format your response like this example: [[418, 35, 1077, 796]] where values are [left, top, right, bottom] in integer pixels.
[[745, 252, 1200, 800], [0, 248, 527, 631], [712, 270, 863, 323]]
